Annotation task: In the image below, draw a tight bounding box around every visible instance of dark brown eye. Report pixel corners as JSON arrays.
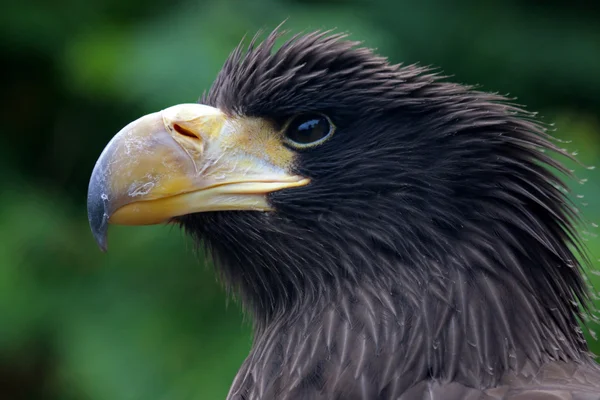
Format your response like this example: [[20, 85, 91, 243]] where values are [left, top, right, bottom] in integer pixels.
[[283, 113, 334, 148]]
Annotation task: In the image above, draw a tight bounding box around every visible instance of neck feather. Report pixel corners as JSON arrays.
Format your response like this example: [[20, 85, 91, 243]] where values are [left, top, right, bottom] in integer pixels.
[[224, 230, 594, 398]]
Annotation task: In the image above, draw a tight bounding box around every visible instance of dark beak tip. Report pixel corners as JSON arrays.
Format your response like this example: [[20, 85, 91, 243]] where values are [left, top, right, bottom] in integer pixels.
[[88, 203, 110, 253], [93, 227, 109, 253], [87, 168, 111, 253]]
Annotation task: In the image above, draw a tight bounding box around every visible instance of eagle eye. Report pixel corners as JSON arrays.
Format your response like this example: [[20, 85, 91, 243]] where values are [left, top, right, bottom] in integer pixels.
[[283, 113, 334, 148]]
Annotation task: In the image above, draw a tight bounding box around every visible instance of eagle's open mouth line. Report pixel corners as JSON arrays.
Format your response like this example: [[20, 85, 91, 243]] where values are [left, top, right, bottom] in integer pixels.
[[107, 178, 311, 225], [115, 176, 311, 208]]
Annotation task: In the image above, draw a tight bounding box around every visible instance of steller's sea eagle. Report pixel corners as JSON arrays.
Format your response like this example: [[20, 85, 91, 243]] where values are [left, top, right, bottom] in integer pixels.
[[87, 29, 600, 399]]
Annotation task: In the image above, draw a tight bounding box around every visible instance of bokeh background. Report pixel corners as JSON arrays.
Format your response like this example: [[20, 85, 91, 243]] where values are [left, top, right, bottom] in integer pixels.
[[1, 0, 600, 399]]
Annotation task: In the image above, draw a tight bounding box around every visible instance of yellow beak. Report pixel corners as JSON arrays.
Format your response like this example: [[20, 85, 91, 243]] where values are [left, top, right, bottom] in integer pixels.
[[87, 103, 309, 251]]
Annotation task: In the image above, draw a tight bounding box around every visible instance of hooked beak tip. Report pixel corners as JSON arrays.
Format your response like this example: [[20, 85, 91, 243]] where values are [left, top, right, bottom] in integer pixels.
[[87, 173, 110, 252]]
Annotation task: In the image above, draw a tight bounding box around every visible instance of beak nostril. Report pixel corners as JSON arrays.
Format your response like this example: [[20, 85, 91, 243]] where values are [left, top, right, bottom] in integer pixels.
[[173, 123, 199, 139]]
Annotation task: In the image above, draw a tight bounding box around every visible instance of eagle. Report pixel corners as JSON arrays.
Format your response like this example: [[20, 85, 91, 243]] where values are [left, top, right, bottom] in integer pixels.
[[87, 29, 600, 399]]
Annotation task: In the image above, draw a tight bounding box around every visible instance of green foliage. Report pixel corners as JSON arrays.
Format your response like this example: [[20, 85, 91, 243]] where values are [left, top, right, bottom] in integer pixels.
[[1, 0, 599, 398], [0, 183, 251, 399]]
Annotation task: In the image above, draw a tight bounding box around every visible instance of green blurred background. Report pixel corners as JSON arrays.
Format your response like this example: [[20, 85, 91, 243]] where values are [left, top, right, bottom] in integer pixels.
[[1, 0, 600, 399]]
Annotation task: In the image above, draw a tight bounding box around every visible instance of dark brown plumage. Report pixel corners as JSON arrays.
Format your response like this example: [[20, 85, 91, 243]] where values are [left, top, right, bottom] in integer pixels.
[[192, 30, 600, 399], [89, 29, 600, 399]]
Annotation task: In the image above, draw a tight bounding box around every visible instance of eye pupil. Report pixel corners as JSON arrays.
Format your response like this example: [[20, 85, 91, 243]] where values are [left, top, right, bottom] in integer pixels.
[[285, 114, 333, 147]]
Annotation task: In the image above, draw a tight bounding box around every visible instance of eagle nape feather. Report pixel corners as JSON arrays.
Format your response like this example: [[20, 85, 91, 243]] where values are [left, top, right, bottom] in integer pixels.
[[87, 28, 600, 399]]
